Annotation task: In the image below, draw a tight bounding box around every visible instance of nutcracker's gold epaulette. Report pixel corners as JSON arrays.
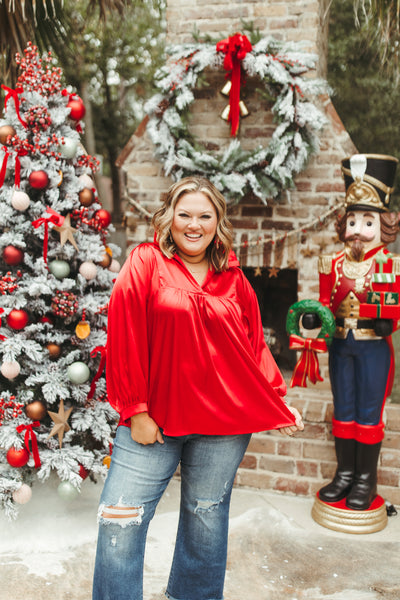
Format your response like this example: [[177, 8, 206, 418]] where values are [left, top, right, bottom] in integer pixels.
[[391, 254, 400, 275], [318, 254, 334, 275]]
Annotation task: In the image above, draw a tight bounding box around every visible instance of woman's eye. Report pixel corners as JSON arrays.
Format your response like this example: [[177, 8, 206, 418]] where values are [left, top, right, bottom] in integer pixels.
[[201, 214, 212, 219], [366, 221, 373, 226], [178, 213, 189, 218]]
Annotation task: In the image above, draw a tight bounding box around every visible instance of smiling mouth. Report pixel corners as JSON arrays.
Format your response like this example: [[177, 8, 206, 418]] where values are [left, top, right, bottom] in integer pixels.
[[185, 234, 202, 240]]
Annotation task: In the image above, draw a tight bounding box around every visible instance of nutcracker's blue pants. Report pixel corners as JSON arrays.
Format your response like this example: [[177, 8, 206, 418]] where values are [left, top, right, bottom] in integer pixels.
[[329, 331, 391, 427]]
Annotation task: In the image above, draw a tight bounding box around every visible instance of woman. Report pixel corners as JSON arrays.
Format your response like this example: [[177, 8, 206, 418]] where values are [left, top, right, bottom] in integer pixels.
[[92, 176, 303, 600]]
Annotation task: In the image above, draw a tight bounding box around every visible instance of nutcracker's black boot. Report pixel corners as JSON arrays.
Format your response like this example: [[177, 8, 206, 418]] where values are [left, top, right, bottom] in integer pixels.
[[319, 437, 356, 503], [345, 442, 381, 510]]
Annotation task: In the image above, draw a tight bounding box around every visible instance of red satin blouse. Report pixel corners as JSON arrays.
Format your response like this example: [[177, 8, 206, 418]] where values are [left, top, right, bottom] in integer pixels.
[[106, 242, 295, 435]]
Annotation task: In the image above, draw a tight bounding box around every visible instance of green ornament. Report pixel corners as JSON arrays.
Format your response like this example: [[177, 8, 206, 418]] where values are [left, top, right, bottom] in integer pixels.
[[67, 361, 90, 384], [49, 259, 71, 279], [57, 481, 79, 501]]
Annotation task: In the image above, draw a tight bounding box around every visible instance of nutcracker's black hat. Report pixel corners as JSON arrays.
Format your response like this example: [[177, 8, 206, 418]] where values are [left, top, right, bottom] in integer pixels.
[[341, 153, 398, 212]]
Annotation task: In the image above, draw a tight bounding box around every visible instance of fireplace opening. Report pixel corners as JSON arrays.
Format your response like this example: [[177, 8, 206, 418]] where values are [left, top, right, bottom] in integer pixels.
[[243, 267, 298, 376]]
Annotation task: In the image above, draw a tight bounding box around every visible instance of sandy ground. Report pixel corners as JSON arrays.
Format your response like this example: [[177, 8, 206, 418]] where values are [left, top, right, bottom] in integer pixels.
[[0, 475, 399, 600]]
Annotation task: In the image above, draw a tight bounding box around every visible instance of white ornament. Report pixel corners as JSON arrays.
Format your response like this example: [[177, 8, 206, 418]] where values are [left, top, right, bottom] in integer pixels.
[[67, 361, 90, 384], [12, 483, 32, 504], [78, 174, 95, 189], [0, 360, 21, 379], [79, 261, 98, 280], [109, 259, 121, 273], [11, 190, 31, 211], [59, 137, 78, 159]]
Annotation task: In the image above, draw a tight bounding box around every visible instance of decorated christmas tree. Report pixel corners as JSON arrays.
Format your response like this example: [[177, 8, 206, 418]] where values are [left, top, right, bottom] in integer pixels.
[[0, 43, 120, 518]]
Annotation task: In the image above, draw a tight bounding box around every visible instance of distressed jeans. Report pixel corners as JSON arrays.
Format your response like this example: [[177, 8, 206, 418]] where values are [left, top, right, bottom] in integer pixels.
[[92, 425, 251, 600]]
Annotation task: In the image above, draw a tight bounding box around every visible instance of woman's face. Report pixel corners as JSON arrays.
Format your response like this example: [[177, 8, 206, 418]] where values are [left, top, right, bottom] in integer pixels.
[[170, 192, 218, 262]]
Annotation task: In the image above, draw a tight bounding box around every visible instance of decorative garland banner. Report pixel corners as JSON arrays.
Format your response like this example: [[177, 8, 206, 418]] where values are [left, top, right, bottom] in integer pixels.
[[144, 34, 329, 205]]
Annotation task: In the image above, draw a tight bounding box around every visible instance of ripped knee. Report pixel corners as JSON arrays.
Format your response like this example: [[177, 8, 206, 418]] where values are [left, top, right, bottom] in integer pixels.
[[98, 502, 144, 526]]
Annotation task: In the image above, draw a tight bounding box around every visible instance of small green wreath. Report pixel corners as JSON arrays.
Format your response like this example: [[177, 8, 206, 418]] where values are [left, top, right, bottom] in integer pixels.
[[144, 34, 329, 205], [286, 299, 336, 345]]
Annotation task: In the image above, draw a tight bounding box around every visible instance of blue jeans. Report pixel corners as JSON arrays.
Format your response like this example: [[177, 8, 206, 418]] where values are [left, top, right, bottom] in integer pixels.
[[92, 426, 251, 600]]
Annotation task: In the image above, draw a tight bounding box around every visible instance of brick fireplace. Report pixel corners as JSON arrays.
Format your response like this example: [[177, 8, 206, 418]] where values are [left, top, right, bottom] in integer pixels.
[[115, 0, 400, 505]]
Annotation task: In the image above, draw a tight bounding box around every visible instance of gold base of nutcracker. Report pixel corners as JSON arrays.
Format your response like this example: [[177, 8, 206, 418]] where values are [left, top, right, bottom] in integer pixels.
[[312, 494, 387, 534]]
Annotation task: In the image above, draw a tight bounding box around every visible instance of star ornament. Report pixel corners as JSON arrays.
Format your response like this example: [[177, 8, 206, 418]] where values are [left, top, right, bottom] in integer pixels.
[[268, 266, 280, 278], [47, 399, 73, 448], [53, 213, 79, 251]]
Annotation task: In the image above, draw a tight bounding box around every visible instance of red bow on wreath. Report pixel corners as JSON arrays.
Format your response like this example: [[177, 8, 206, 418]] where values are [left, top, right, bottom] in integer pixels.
[[16, 422, 41, 468], [288, 334, 327, 388], [216, 33, 252, 136]]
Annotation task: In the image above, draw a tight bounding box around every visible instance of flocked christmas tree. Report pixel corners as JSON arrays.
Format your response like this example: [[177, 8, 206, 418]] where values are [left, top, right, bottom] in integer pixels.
[[0, 43, 120, 518]]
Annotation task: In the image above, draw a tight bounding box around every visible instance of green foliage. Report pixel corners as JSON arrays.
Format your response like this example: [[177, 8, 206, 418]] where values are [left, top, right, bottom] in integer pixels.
[[328, 0, 400, 208]]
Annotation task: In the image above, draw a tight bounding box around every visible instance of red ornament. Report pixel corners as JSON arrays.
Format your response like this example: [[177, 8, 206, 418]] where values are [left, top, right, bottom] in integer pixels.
[[2, 245, 24, 266], [29, 170, 49, 189], [94, 209, 112, 228], [6, 309, 29, 330], [79, 464, 89, 480], [67, 97, 86, 120], [6, 446, 29, 468]]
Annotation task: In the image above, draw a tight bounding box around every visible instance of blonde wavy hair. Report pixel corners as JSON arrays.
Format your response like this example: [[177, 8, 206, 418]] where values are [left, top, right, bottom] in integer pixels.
[[152, 177, 234, 271]]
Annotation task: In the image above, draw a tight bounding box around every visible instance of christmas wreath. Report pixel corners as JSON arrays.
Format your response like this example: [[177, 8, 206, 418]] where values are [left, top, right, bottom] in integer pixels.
[[144, 33, 329, 204], [286, 299, 336, 388]]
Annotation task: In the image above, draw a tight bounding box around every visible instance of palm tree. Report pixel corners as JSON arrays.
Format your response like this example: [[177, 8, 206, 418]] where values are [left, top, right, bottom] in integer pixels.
[[0, 0, 125, 85]]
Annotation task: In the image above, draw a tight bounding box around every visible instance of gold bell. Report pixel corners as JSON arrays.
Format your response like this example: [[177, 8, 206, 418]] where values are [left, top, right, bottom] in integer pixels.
[[239, 100, 249, 117], [221, 105, 230, 121], [220, 80, 232, 96]]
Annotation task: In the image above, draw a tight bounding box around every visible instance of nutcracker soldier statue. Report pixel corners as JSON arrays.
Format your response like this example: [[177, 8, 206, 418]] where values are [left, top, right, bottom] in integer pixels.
[[304, 154, 400, 517]]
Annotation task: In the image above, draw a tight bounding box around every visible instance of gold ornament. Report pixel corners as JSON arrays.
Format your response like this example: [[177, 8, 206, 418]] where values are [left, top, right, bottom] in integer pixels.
[[221, 105, 230, 121], [47, 342, 62, 360], [254, 266, 262, 277], [239, 100, 249, 117], [75, 321, 91, 339], [53, 213, 79, 251], [79, 188, 95, 207], [103, 455, 112, 468], [47, 399, 73, 448], [220, 80, 232, 96], [0, 125, 16, 145], [98, 251, 112, 268], [25, 400, 47, 421]]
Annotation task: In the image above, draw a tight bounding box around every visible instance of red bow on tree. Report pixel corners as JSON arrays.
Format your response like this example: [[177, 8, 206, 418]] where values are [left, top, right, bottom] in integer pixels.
[[16, 422, 41, 468], [1, 85, 28, 128], [87, 345, 107, 400], [216, 33, 252, 136], [32, 208, 64, 264], [288, 334, 327, 388]]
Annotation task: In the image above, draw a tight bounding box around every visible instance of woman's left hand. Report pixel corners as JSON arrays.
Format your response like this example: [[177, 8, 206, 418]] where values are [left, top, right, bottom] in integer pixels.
[[279, 406, 304, 437]]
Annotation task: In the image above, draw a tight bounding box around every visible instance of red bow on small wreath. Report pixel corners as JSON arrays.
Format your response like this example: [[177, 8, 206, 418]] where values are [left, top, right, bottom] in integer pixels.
[[216, 33, 252, 136], [288, 334, 327, 388], [16, 421, 41, 468]]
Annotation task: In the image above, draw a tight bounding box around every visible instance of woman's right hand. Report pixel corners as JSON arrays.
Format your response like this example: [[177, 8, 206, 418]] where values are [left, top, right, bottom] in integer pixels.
[[130, 412, 164, 445]]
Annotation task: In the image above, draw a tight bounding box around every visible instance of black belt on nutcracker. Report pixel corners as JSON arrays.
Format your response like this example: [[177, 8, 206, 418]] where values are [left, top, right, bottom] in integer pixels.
[[335, 318, 375, 329]]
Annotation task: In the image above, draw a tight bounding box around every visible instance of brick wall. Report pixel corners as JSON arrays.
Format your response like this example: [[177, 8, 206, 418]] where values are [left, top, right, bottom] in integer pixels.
[[116, 0, 400, 505]]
